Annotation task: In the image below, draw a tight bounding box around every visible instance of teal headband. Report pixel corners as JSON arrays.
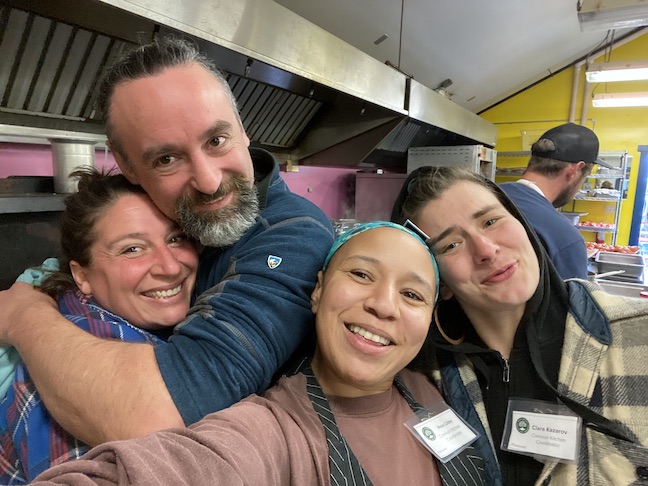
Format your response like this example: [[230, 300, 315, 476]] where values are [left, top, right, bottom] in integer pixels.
[[323, 221, 440, 304]]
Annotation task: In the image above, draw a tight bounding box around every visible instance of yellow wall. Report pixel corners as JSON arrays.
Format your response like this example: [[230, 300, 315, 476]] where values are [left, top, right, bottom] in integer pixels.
[[481, 31, 648, 245]]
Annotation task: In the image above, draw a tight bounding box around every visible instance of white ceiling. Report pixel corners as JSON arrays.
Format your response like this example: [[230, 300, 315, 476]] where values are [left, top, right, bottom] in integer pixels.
[[275, 0, 636, 113]]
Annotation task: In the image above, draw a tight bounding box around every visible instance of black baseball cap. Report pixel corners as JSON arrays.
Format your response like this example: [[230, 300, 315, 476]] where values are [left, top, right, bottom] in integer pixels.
[[531, 123, 604, 165]]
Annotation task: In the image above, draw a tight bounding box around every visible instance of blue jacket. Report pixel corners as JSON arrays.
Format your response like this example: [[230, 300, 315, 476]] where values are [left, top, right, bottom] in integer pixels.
[[155, 148, 335, 425], [499, 182, 588, 279]]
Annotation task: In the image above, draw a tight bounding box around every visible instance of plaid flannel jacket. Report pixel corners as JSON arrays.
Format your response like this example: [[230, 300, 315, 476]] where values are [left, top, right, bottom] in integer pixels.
[[0, 291, 164, 484], [431, 279, 648, 486]]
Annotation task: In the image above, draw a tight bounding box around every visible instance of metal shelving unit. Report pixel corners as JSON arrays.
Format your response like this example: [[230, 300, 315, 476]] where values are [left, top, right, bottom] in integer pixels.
[[496, 150, 632, 245], [572, 151, 631, 245], [575, 224, 616, 232]]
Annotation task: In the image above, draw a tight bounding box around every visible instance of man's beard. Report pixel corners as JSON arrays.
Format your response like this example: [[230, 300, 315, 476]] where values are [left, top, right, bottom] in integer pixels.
[[176, 176, 259, 247], [553, 177, 582, 208]]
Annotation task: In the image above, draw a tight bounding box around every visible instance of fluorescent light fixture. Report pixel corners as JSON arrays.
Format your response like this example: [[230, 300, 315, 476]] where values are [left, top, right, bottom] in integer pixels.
[[592, 92, 648, 107], [586, 62, 648, 83], [578, 0, 648, 31]]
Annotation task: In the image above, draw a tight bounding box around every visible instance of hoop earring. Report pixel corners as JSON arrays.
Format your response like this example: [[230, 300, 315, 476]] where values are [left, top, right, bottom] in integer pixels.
[[76, 289, 92, 304], [434, 306, 464, 345]]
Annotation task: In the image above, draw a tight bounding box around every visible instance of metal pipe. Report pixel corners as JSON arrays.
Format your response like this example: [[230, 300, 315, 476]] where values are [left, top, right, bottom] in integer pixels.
[[569, 63, 581, 123], [580, 80, 592, 126]]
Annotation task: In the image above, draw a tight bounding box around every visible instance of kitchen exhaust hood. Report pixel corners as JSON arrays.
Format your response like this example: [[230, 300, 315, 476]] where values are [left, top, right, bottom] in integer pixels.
[[0, 0, 496, 170]]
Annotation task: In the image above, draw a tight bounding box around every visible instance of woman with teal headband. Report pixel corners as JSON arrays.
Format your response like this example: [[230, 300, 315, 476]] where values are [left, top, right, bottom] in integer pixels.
[[322, 221, 440, 303], [32, 222, 486, 485]]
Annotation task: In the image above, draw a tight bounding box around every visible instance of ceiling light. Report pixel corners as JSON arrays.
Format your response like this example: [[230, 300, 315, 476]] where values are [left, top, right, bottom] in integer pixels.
[[592, 92, 648, 107], [578, 0, 648, 31], [586, 62, 648, 82]]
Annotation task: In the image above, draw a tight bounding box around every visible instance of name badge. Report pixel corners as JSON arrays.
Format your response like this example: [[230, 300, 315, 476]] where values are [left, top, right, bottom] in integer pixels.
[[405, 407, 479, 463], [501, 399, 581, 463]]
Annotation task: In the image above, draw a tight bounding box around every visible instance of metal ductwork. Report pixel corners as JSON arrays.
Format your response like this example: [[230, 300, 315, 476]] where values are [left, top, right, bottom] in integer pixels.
[[0, 0, 497, 170]]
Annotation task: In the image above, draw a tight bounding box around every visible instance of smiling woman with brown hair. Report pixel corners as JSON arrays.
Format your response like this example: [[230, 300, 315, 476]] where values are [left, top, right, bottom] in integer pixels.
[[0, 168, 199, 484]]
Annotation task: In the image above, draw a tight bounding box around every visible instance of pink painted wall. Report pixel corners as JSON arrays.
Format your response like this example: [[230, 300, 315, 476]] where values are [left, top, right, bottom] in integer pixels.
[[0, 143, 357, 219], [0, 143, 118, 177], [0, 143, 53, 176], [280, 166, 357, 219]]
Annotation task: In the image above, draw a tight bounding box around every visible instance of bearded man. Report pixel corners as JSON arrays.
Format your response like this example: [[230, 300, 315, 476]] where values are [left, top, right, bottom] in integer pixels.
[[0, 37, 334, 444], [500, 123, 598, 279]]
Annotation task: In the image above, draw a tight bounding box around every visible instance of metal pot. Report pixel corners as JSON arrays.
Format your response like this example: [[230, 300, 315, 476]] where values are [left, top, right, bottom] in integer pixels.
[[50, 139, 96, 193]]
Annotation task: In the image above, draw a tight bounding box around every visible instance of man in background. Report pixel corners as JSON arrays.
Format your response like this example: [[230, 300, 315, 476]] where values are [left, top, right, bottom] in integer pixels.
[[499, 123, 597, 279], [0, 37, 334, 445]]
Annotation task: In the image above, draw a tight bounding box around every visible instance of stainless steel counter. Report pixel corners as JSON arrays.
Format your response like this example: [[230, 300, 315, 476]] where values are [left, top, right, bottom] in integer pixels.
[[592, 253, 648, 298], [0, 194, 66, 213], [593, 278, 648, 298]]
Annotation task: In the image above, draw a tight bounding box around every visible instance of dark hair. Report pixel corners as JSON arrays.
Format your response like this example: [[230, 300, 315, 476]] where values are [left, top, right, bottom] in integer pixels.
[[392, 166, 498, 224], [96, 36, 241, 163], [40, 168, 147, 300], [392, 168, 488, 372], [526, 139, 594, 177], [406, 325, 437, 373]]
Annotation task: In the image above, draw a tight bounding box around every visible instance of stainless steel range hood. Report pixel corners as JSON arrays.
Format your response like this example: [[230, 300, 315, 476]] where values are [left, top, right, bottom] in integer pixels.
[[0, 0, 496, 170]]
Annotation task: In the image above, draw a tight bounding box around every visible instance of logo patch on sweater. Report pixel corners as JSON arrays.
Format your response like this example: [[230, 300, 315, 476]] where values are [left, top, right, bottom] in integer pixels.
[[267, 255, 282, 269]]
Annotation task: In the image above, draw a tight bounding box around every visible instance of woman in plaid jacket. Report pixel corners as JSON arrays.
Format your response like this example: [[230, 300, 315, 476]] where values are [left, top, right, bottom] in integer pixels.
[[0, 169, 198, 483], [392, 166, 648, 486]]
